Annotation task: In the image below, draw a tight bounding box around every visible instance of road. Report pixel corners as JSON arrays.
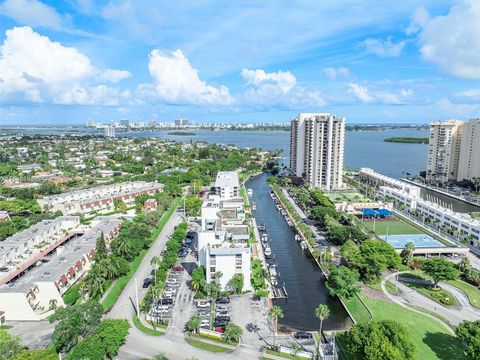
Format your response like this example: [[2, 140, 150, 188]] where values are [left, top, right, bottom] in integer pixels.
[[381, 272, 480, 330]]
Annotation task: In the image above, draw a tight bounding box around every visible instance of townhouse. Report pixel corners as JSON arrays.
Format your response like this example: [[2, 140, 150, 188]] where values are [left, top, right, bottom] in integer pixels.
[[37, 181, 164, 215]]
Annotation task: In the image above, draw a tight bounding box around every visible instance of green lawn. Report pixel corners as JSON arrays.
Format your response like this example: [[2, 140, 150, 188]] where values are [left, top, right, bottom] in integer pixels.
[[133, 315, 164, 336], [185, 337, 232, 353], [359, 294, 464, 360], [398, 274, 457, 307], [239, 187, 249, 207], [366, 280, 400, 295], [363, 217, 423, 235], [342, 295, 372, 323], [327, 191, 371, 204], [446, 279, 480, 309]]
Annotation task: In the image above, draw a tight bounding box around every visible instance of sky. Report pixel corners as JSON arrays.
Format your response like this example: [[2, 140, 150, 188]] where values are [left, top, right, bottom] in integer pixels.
[[0, 0, 479, 125]]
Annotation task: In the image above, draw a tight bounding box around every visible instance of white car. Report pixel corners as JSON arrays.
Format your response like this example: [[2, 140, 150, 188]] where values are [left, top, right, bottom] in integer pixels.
[[196, 300, 211, 308]]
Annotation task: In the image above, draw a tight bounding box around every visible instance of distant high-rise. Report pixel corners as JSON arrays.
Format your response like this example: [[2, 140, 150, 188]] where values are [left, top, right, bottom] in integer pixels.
[[289, 113, 345, 190], [104, 126, 115, 138], [175, 118, 189, 127], [427, 119, 479, 183], [119, 119, 129, 128]]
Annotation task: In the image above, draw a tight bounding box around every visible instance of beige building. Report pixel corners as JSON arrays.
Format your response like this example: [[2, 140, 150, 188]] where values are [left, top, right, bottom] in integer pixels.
[[457, 119, 480, 182], [427, 119, 480, 183], [290, 113, 345, 190]]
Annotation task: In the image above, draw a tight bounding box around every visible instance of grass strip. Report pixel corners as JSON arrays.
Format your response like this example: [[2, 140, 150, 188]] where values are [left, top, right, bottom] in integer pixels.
[[265, 349, 308, 360], [101, 199, 179, 312], [406, 305, 454, 330], [133, 315, 164, 336], [342, 295, 371, 323], [446, 279, 480, 309], [400, 281, 457, 306], [185, 337, 232, 353]]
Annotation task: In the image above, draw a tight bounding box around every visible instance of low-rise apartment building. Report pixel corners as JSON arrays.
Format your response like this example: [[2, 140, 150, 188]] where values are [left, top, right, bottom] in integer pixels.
[[197, 171, 252, 292], [38, 181, 163, 215], [0, 216, 121, 321], [358, 168, 421, 197]]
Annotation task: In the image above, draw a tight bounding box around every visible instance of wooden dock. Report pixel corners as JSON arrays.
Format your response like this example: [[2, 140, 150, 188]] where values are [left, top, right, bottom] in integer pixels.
[[272, 283, 288, 299]]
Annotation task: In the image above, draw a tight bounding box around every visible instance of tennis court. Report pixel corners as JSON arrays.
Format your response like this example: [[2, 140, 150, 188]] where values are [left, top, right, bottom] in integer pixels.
[[380, 234, 446, 249]]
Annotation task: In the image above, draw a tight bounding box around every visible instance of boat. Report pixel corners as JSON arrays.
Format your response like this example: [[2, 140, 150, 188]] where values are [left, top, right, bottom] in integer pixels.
[[295, 234, 301, 242], [261, 233, 268, 242], [300, 241, 307, 250], [247, 189, 253, 196], [271, 277, 278, 286], [264, 247, 272, 256], [281, 209, 287, 216], [258, 224, 267, 231], [276, 204, 282, 211], [269, 266, 277, 277]]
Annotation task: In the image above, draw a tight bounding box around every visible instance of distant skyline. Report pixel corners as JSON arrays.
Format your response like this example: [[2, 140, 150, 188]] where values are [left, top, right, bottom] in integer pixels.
[[0, 0, 479, 125]]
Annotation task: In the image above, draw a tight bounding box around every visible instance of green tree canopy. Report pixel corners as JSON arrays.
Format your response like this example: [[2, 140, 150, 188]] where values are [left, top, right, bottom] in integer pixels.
[[455, 320, 480, 360], [326, 266, 360, 299], [346, 320, 416, 360], [422, 257, 459, 288]]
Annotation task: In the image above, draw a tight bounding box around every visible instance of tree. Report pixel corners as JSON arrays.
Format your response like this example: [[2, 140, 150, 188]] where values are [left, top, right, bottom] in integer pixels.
[[227, 274, 244, 295], [96, 232, 107, 256], [268, 305, 284, 347], [0, 329, 23, 360], [224, 323, 243, 343], [12, 348, 58, 360], [355, 240, 401, 282], [184, 195, 202, 217], [187, 315, 201, 333], [315, 304, 330, 356], [51, 300, 103, 353], [455, 320, 480, 360], [422, 257, 459, 288], [400, 242, 415, 268], [459, 257, 472, 275], [81, 268, 106, 298], [113, 198, 127, 214], [346, 320, 416, 360], [326, 266, 360, 299]]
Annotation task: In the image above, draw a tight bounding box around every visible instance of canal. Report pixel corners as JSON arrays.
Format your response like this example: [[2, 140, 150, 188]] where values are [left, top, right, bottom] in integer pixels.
[[246, 173, 352, 331]]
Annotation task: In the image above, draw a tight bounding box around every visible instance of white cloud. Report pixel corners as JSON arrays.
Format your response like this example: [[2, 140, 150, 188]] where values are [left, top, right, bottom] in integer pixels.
[[411, 0, 480, 79], [347, 83, 373, 103], [241, 69, 296, 93], [450, 89, 480, 104], [99, 69, 131, 83], [138, 49, 233, 105], [363, 37, 405, 57], [347, 82, 414, 104], [241, 68, 326, 109], [0, 0, 63, 30], [322, 67, 350, 79], [0, 26, 130, 105]]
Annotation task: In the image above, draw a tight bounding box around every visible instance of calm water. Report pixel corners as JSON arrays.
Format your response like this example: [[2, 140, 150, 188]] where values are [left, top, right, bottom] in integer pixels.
[[2, 127, 429, 178], [247, 173, 352, 331]]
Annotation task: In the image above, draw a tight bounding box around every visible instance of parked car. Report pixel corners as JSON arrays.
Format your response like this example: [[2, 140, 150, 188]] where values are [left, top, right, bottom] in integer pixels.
[[215, 316, 230, 322], [293, 331, 313, 340], [216, 297, 230, 304], [184, 238, 192, 244], [213, 320, 229, 327], [196, 300, 211, 308], [215, 327, 225, 333], [173, 265, 184, 272], [159, 298, 173, 305], [143, 278, 152, 288], [178, 250, 188, 257]]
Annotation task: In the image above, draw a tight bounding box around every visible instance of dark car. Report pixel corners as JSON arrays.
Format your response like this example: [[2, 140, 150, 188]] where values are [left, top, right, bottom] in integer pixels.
[[173, 265, 184, 272], [213, 320, 229, 327], [159, 297, 173, 305], [216, 297, 230, 304], [293, 331, 313, 340], [215, 316, 230, 322], [178, 250, 188, 257], [143, 278, 152, 288]]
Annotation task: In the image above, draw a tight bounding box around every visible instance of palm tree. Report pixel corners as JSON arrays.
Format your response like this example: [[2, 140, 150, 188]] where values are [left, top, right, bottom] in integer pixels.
[[315, 304, 330, 356], [82, 269, 105, 299], [268, 305, 284, 348]]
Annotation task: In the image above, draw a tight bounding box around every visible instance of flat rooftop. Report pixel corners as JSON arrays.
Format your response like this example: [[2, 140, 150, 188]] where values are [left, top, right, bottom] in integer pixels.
[[215, 171, 239, 188]]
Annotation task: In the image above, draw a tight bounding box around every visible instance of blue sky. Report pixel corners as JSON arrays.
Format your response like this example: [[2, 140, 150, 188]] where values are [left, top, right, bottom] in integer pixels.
[[0, 0, 479, 125]]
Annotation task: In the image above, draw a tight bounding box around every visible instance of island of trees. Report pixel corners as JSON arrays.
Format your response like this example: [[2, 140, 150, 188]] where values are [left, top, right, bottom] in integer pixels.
[[384, 137, 429, 144], [167, 131, 197, 136]]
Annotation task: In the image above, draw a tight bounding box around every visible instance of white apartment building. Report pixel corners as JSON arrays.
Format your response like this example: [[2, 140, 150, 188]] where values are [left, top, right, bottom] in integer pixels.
[[427, 119, 480, 183], [38, 181, 163, 215], [197, 171, 252, 292], [0, 217, 122, 321], [290, 113, 345, 190], [212, 171, 240, 200], [359, 168, 421, 198]]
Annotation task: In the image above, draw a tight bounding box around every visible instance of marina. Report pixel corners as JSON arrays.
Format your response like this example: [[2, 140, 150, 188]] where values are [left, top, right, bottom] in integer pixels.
[[247, 173, 351, 331]]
